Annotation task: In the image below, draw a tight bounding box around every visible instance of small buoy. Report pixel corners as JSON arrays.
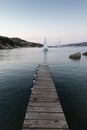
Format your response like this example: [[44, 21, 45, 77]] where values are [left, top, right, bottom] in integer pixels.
[[34, 74, 36, 77], [31, 87, 33, 91], [33, 80, 35, 83]]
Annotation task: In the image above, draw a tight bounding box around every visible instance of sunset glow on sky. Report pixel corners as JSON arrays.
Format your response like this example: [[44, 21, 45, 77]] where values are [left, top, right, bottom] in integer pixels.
[[0, 0, 87, 44]]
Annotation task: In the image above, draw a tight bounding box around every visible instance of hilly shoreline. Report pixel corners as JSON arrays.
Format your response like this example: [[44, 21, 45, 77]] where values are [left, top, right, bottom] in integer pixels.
[[62, 42, 87, 47], [0, 36, 43, 49]]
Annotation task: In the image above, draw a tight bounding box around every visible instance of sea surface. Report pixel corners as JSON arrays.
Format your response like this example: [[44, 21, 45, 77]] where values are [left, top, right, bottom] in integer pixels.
[[0, 47, 87, 130]]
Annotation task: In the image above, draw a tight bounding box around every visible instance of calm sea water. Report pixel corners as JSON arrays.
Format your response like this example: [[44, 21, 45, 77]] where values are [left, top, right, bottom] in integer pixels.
[[0, 47, 87, 130]]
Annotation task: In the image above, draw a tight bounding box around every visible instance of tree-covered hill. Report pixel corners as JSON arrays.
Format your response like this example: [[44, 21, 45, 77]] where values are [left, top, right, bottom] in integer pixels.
[[0, 36, 43, 49]]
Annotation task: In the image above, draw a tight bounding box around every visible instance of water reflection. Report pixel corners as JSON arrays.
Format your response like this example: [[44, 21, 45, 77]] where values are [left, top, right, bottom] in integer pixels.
[[0, 47, 87, 130], [0, 50, 11, 61], [0, 49, 20, 61], [43, 50, 48, 64]]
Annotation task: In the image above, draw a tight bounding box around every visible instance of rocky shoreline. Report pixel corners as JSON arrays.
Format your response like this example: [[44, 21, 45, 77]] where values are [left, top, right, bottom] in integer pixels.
[[0, 36, 43, 49]]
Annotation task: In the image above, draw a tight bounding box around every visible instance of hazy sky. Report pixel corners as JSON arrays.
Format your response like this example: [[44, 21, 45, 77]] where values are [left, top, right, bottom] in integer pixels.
[[0, 0, 87, 44]]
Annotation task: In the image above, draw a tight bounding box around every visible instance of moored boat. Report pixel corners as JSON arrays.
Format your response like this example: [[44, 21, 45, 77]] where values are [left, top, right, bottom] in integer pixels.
[[43, 37, 48, 52]]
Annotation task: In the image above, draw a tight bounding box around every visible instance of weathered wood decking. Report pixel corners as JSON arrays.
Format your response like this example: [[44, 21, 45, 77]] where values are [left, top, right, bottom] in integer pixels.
[[22, 65, 69, 130]]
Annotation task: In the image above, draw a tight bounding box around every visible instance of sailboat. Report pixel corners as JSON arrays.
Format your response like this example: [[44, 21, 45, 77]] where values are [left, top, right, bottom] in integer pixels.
[[43, 37, 48, 51]]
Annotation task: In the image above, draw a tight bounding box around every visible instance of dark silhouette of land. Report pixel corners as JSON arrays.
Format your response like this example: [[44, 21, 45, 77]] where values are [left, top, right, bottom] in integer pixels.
[[0, 36, 43, 49], [62, 42, 87, 47]]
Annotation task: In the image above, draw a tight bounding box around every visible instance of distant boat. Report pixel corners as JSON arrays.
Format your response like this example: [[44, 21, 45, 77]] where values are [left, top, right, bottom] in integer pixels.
[[43, 37, 48, 51]]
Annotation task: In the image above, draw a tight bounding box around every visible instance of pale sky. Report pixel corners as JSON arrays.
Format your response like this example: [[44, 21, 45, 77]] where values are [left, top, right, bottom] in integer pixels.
[[0, 0, 87, 44]]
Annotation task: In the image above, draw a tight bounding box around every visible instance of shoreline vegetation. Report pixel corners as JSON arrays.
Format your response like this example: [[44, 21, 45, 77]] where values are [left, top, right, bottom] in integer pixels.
[[0, 36, 43, 49]]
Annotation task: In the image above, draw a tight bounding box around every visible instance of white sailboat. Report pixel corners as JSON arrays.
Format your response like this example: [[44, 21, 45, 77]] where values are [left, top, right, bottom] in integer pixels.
[[43, 37, 48, 51]]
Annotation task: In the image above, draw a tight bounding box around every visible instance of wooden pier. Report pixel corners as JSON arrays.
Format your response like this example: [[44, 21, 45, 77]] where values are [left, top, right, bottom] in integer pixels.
[[22, 65, 69, 130]]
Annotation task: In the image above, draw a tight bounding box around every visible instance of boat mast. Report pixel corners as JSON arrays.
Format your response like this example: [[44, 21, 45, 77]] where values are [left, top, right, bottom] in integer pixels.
[[44, 37, 47, 48], [43, 37, 48, 51], [59, 38, 61, 47]]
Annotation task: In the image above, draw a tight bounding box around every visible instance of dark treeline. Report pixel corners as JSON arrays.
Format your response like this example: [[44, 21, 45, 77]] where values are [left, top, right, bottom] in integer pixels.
[[0, 36, 43, 49]]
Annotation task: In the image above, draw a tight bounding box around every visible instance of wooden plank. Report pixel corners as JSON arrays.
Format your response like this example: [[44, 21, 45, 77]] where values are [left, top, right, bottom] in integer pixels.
[[25, 112, 66, 120], [23, 129, 69, 130], [32, 89, 56, 92], [31, 92, 58, 97], [27, 106, 63, 113], [28, 102, 61, 107], [23, 119, 68, 129], [35, 81, 54, 86], [33, 84, 56, 88], [22, 128, 69, 130], [32, 85, 56, 90], [22, 65, 69, 130], [30, 96, 59, 102], [35, 76, 52, 80]]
